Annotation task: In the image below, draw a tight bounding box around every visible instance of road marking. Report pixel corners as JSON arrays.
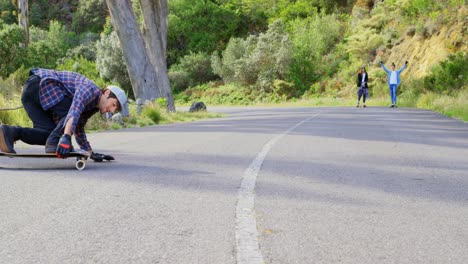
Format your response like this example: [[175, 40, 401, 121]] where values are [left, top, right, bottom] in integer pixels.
[[235, 112, 320, 264]]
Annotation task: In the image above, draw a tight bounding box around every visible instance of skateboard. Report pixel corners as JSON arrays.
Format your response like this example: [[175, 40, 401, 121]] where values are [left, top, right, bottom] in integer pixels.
[[0, 152, 89, 170]]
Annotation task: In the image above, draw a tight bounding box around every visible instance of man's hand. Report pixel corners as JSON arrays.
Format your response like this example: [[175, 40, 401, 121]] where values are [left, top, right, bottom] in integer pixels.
[[405, 60, 408, 65], [90, 152, 115, 162], [380, 61, 383, 65], [56, 134, 72, 159]]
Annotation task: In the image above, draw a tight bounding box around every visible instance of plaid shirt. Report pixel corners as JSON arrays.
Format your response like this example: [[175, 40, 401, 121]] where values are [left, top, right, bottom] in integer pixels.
[[30, 68, 101, 151]]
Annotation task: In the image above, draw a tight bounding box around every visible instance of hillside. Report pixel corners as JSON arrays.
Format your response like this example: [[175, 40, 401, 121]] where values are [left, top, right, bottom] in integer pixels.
[[378, 4, 467, 79]]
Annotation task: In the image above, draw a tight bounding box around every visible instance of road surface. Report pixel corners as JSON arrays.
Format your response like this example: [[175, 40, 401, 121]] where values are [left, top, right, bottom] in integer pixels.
[[1, 107, 467, 264]]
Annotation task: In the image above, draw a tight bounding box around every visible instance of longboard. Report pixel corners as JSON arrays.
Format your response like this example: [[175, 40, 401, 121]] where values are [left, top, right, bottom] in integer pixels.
[[0, 152, 89, 170]]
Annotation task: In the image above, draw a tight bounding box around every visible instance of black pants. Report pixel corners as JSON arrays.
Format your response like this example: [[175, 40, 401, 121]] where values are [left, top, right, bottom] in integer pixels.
[[18, 75, 72, 145]]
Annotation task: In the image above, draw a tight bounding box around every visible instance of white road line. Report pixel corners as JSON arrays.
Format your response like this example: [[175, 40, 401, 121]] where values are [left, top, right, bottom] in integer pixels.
[[235, 112, 320, 264]]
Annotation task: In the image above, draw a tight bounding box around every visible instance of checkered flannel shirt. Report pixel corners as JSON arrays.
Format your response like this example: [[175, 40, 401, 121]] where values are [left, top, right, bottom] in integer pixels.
[[30, 68, 101, 151]]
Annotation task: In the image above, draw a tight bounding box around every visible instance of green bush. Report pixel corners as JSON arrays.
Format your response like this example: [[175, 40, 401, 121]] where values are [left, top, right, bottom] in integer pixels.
[[287, 13, 343, 91], [273, 80, 295, 98], [95, 31, 133, 98], [141, 103, 162, 124], [169, 52, 217, 91], [168, 70, 191, 92], [56, 55, 106, 88], [0, 23, 25, 78], [423, 52, 467, 94], [212, 20, 292, 91], [24, 21, 78, 70], [167, 0, 240, 66], [57, 43, 97, 65], [71, 0, 107, 34]]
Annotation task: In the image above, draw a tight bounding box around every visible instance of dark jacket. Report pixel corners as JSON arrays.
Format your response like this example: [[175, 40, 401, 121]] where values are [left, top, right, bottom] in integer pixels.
[[357, 73, 368, 88]]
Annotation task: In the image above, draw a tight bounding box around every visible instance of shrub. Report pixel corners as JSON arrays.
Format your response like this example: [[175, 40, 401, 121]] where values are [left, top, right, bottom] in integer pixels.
[[24, 21, 77, 70], [0, 23, 25, 78], [212, 20, 292, 91], [423, 52, 467, 94], [95, 31, 133, 98], [168, 70, 191, 92], [169, 52, 217, 91], [57, 43, 97, 65], [273, 80, 295, 98], [141, 103, 162, 124], [56, 55, 106, 88], [287, 13, 343, 91]]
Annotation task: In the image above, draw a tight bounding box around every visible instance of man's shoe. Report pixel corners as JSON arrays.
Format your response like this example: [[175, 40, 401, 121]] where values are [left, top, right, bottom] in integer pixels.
[[356, 104, 360, 107], [363, 104, 367, 108], [0, 125, 18, 153]]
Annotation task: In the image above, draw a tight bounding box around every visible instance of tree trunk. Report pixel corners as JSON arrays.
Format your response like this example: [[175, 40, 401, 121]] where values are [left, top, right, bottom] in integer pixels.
[[105, 0, 175, 112], [17, 0, 29, 47], [140, 0, 175, 111]]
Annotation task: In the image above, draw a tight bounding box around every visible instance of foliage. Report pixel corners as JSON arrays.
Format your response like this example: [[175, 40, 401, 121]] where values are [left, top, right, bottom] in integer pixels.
[[400, 0, 440, 18], [168, 52, 217, 92], [141, 103, 162, 124], [28, 0, 79, 29], [415, 90, 468, 122], [56, 55, 106, 88], [275, 0, 319, 21], [423, 52, 468, 94], [218, 0, 270, 35], [71, 0, 107, 34], [95, 31, 133, 98], [287, 13, 343, 91], [57, 43, 97, 65], [167, 0, 241, 66], [0, 0, 17, 24], [178, 83, 289, 105], [26, 21, 78, 70], [212, 20, 293, 91], [0, 23, 25, 78]]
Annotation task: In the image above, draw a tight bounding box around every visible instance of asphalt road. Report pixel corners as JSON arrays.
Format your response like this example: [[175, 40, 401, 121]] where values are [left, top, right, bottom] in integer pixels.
[[1, 106, 467, 264]]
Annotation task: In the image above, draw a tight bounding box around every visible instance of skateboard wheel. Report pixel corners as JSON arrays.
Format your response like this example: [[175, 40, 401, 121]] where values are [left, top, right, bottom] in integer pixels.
[[76, 159, 86, 170]]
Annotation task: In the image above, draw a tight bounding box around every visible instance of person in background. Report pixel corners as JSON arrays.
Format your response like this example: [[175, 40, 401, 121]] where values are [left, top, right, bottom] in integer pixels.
[[0, 68, 129, 161], [356, 66, 369, 108], [380, 60, 408, 108]]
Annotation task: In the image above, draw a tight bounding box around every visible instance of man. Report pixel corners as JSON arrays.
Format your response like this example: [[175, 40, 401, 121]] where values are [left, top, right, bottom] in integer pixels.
[[380, 61, 408, 107], [0, 68, 129, 161]]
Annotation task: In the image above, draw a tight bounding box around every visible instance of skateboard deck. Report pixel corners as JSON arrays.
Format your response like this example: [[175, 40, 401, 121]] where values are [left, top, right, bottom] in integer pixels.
[[0, 152, 89, 170]]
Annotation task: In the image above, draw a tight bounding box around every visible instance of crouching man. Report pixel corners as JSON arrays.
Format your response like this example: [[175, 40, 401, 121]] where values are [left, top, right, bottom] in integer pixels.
[[0, 68, 129, 161]]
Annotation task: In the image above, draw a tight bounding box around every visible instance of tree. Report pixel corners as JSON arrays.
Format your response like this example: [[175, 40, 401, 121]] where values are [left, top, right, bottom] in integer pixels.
[[17, 0, 29, 46], [0, 23, 25, 78], [104, 0, 175, 112]]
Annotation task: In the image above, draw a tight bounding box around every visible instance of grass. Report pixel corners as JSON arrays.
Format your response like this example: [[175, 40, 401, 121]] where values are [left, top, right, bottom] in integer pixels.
[[1, 96, 224, 132], [2, 86, 467, 134]]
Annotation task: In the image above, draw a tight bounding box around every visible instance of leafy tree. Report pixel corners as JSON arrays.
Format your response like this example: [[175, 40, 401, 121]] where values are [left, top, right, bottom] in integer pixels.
[[56, 55, 105, 87], [287, 14, 343, 91], [25, 21, 78, 69], [106, 0, 175, 111], [57, 43, 97, 65], [71, 0, 107, 34], [0, 23, 25, 78], [0, 0, 17, 24], [29, 0, 79, 28], [95, 31, 133, 98], [169, 52, 217, 92], [167, 0, 240, 66], [212, 20, 292, 90], [424, 52, 468, 94]]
